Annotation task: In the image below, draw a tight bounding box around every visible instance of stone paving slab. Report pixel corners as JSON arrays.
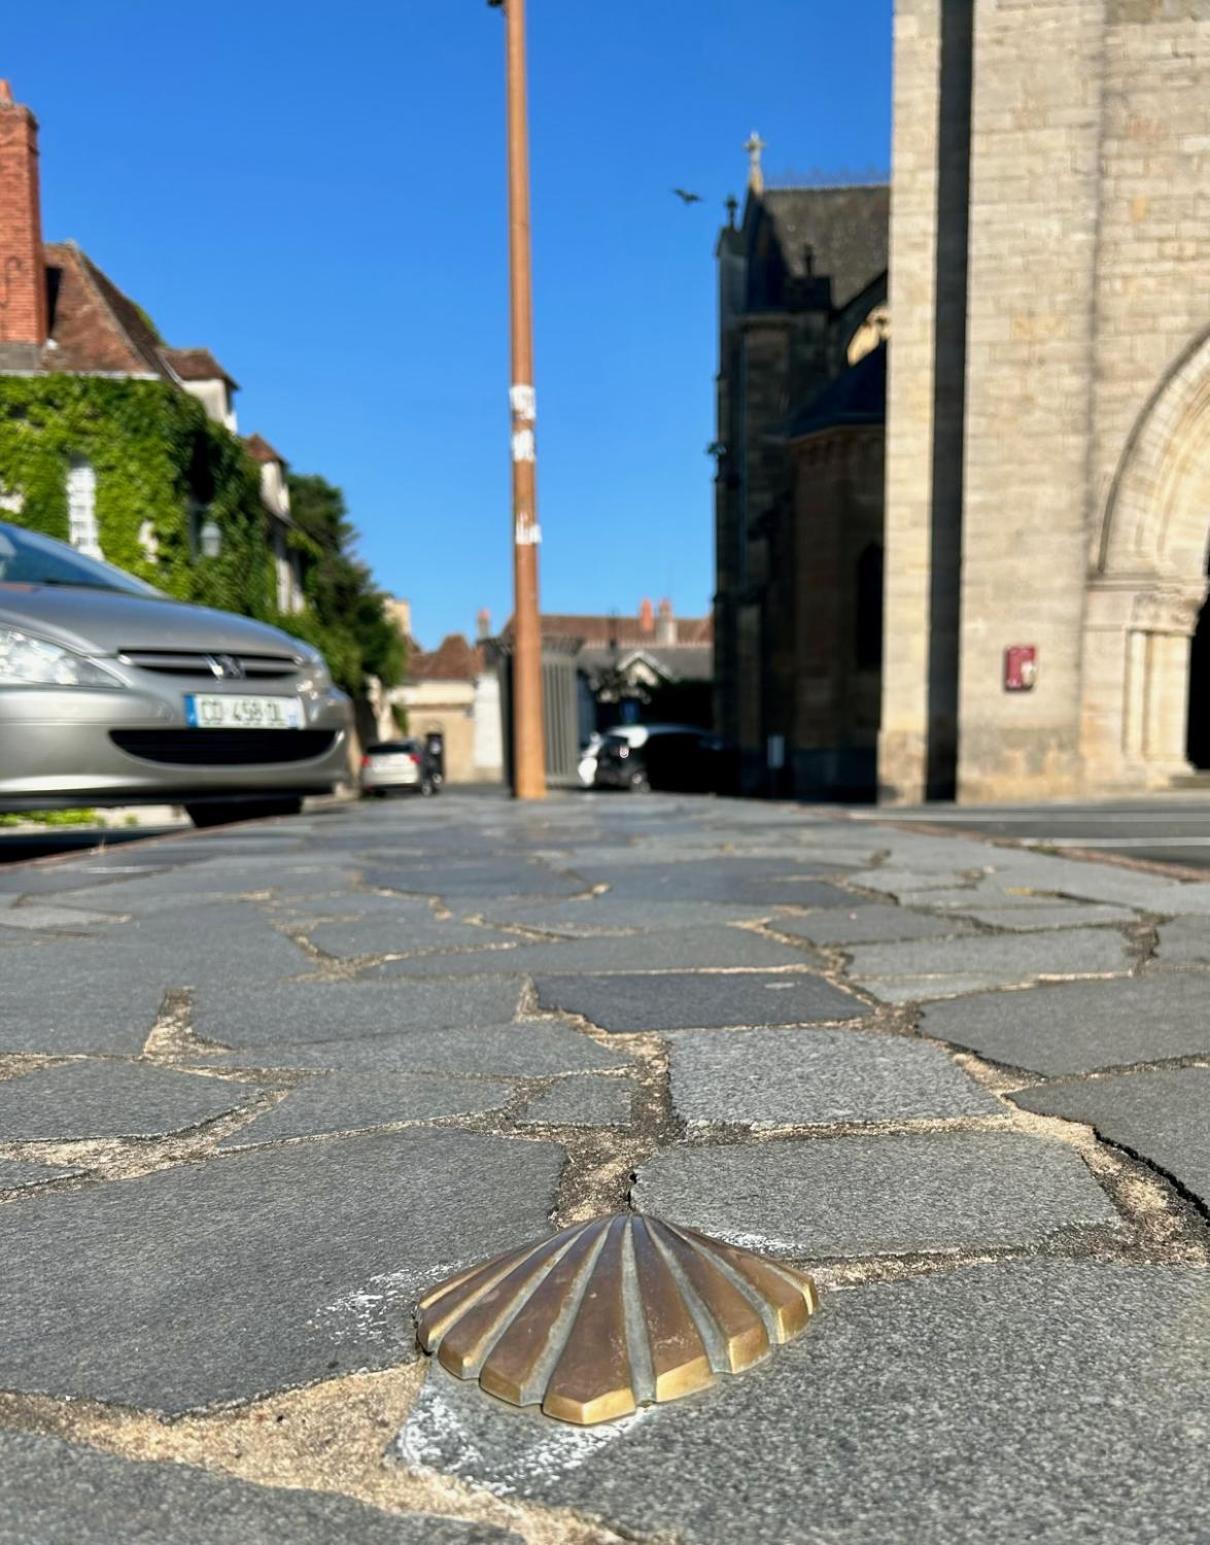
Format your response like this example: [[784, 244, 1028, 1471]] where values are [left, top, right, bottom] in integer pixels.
[[0, 1128, 562, 1413], [362, 860, 587, 898], [454, 896, 773, 936], [632, 1131, 1119, 1257], [0, 945, 166, 1054], [0, 1430, 519, 1544], [1012, 1067, 1210, 1210], [590, 863, 855, 908], [218, 1072, 514, 1148], [1154, 916, 1210, 966], [379, 925, 813, 979], [667, 1027, 999, 1126], [770, 904, 967, 945], [0, 1159, 83, 1189], [306, 912, 501, 959], [213, 1020, 629, 1078], [396, 1262, 1210, 1545], [0, 903, 124, 932], [847, 927, 1131, 1002], [954, 902, 1138, 930], [193, 977, 526, 1048], [0, 1062, 260, 1141], [920, 972, 1210, 1075], [517, 1074, 633, 1127], [535, 970, 868, 1031]]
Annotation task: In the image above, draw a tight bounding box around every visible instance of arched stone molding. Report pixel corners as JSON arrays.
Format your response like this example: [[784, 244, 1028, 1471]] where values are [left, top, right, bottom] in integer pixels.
[[1083, 330, 1210, 789]]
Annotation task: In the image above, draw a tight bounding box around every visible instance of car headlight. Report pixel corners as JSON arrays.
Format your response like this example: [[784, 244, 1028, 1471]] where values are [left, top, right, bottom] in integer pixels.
[[0, 626, 122, 688]]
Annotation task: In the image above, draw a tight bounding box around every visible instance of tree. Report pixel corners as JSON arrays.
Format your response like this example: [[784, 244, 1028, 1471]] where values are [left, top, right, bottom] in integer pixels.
[[285, 473, 405, 697]]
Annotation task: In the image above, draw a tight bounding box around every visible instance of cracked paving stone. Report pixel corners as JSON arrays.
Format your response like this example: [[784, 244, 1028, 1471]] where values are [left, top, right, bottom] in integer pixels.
[[213, 1019, 629, 1077], [0, 1159, 83, 1189], [218, 1071, 513, 1147], [306, 912, 500, 959], [194, 977, 526, 1048], [1154, 916, 1210, 966], [586, 861, 854, 908], [0, 903, 124, 932], [667, 1027, 999, 1126], [379, 924, 814, 979], [1012, 1067, 1210, 1211], [395, 1261, 1209, 1545], [847, 927, 1131, 1003], [920, 972, 1210, 1075], [517, 1075, 633, 1127], [453, 896, 774, 936], [0, 1128, 562, 1413], [127, 903, 308, 981], [535, 970, 867, 1032], [362, 860, 586, 898], [631, 1130, 1120, 1257], [770, 905, 968, 946], [0, 1061, 260, 1141], [0, 945, 166, 1055], [953, 902, 1137, 931], [0, 1430, 520, 1544]]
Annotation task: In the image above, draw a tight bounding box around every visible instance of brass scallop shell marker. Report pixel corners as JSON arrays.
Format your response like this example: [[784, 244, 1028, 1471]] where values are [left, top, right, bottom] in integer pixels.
[[416, 1213, 819, 1426]]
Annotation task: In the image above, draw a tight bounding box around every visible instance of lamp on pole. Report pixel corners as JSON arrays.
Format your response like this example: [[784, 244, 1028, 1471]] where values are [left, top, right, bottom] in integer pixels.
[[489, 0, 546, 799]]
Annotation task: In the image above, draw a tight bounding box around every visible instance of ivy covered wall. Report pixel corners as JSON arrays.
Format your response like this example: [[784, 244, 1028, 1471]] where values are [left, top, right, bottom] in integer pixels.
[[0, 375, 278, 621]]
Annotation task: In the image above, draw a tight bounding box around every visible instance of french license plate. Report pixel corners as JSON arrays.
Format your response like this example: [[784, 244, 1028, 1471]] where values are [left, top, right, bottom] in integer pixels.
[[184, 693, 304, 730]]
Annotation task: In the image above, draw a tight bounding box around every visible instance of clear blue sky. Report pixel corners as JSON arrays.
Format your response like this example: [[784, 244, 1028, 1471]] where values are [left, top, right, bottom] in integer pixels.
[[4, 0, 891, 646]]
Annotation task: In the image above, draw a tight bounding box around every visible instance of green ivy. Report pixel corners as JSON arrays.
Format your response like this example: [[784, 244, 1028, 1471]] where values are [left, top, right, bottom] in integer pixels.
[[0, 375, 278, 620], [0, 376, 405, 697]]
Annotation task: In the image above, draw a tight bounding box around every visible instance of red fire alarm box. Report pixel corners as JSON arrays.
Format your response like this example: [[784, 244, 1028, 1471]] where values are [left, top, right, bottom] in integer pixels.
[[1004, 645, 1038, 692]]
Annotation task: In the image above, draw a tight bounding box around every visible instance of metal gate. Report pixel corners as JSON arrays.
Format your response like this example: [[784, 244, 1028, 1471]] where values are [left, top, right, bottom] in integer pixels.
[[490, 637, 581, 790]]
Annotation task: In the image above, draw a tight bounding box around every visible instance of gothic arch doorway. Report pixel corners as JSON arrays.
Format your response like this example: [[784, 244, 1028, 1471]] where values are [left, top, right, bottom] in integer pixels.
[[1083, 330, 1210, 789]]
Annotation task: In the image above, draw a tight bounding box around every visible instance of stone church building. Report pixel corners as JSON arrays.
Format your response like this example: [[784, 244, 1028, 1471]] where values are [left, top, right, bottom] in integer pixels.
[[715, 0, 1210, 803]]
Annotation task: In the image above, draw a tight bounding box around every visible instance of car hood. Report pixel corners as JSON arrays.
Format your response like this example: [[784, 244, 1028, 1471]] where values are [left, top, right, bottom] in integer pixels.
[[0, 584, 303, 659]]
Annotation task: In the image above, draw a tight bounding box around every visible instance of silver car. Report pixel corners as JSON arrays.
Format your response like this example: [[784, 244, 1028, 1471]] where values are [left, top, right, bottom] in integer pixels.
[[0, 520, 351, 827], [359, 739, 439, 798]]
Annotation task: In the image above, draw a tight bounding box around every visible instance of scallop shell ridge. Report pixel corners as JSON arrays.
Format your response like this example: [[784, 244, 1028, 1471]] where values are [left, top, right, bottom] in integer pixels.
[[416, 1211, 818, 1426]]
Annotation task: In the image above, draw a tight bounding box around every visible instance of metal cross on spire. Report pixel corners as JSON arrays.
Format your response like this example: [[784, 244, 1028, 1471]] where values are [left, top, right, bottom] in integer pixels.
[[744, 131, 766, 194]]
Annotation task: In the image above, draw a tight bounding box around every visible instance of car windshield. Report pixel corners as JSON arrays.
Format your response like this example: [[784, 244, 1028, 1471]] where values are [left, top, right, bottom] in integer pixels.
[[0, 521, 162, 597]]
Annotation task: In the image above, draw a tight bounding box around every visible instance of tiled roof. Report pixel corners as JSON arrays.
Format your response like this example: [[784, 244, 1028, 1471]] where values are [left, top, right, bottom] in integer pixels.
[[163, 346, 239, 388], [243, 432, 285, 465], [408, 633, 485, 682], [40, 242, 174, 378], [756, 185, 889, 310]]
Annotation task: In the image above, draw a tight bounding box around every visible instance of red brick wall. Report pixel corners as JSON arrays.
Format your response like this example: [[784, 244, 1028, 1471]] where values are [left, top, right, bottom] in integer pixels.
[[0, 85, 47, 346]]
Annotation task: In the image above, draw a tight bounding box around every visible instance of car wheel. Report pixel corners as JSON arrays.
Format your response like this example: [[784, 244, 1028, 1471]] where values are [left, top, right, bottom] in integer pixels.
[[185, 796, 304, 829]]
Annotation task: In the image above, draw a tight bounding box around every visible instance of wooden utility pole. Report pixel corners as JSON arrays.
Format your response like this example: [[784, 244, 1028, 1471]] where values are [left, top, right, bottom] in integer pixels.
[[492, 0, 546, 799]]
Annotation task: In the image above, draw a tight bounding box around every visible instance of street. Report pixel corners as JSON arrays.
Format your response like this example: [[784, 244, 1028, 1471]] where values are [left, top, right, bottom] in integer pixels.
[[0, 790, 1206, 1543]]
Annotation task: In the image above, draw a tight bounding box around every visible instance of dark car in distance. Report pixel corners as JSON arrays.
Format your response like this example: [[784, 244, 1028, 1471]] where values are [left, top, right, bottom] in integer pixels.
[[592, 724, 719, 793]]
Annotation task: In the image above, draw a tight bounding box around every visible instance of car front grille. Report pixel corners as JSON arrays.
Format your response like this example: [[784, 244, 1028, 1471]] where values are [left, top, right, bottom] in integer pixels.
[[111, 730, 336, 766], [119, 649, 299, 681]]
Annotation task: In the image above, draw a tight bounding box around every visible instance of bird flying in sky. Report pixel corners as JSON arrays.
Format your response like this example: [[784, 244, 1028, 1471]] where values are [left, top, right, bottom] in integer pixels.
[[672, 188, 702, 205]]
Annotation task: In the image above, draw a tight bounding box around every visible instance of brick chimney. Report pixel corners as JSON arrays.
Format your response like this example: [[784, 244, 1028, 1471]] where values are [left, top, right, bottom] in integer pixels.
[[657, 597, 676, 646], [0, 81, 47, 346], [639, 597, 654, 636], [476, 607, 491, 641]]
